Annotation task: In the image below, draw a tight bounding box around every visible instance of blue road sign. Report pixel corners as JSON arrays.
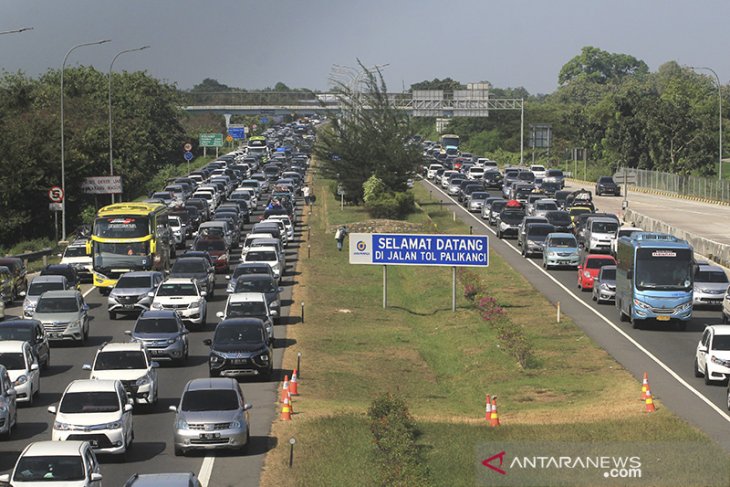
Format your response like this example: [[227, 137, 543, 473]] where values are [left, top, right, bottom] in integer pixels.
[[260, 116, 269, 124], [349, 233, 488, 267], [184, 151, 193, 161], [228, 127, 245, 139]]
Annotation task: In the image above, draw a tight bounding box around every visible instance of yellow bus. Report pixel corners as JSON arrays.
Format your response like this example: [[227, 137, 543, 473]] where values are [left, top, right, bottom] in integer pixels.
[[87, 202, 172, 294]]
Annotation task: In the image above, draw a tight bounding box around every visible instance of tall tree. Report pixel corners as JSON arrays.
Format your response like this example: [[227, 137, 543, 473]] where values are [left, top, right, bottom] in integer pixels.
[[559, 46, 648, 86]]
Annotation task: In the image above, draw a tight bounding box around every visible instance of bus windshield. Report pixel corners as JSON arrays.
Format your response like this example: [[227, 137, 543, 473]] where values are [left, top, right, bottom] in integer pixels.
[[94, 216, 150, 239], [635, 248, 693, 291], [93, 241, 151, 269]]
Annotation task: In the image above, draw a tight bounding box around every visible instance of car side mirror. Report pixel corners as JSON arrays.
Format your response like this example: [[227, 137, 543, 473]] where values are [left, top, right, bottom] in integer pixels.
[[203, 338, 212, 346], [147, 292, 155, 298], [225, 275, 231, 280], [47, 405, 57, 414], [577, 265, 582, 270], [200, 291, 207, 297], [243, 403, 252, 411], [278, 287, 283, 293], [91, 473, 103, 482], [168, 405, 178, 413], [216, 311, 224, 319], [270, 310, 278, 317], [124, 330, 132, 336], [19, 290, 26, 297], [124, 403, 133, 412], [82, 364, 92, 370], [0, 474, 9, 483], [83, 304, 90, 311], [30, 363, 39, 371], [698, 346, 708, 353]]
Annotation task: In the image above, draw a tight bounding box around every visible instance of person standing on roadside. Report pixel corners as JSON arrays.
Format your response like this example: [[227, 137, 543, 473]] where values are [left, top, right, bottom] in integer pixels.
[[335, 225, 348, 251], [302, 185, 311, 205]]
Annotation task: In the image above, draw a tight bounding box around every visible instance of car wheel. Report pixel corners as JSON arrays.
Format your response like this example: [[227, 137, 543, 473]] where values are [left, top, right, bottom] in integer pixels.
[[83, 322, 89, 342], [631, 316, 641, 330], [1, 415, 12, 440], [705, 368, 713, 385], [109, 311, 116, 320], [43, 352, 50, 370], [592, 293, 597, 302], [174, 445, 184, 457], [26, 387, 33, 406], [723, 313, 729, 324], [240, 429, 250, 455], [694, 357, 703, 378]]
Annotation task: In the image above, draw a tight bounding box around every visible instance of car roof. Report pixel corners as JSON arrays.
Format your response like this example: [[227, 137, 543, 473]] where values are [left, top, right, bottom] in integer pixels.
[[125, 472, 198, 487], [22, 440, 89, 457], [66, 379, 119, 393], [547, 232, 576, 239], [585, 254, 616, 261], [245, 246, 278, 253], [42, 264, 75, 271], [0, 340, 28, 353], [99, 342, 145, 353], [228, 292, 266, 303], [120, 271, 161, 278], [38, 290, 80, 298], [30, 275, 67, 283], [0, 319, 42, 328], [139, 310, 178, 320], [162, 278, 197, 285], [186, 377, 238, 392], [707, 325, 730, 336]]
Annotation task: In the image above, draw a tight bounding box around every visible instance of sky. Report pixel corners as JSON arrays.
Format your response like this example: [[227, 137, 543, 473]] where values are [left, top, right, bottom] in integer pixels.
[[2, 0, 730, 95]]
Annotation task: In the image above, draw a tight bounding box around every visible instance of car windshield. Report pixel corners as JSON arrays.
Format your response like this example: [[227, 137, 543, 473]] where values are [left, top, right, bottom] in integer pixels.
[[194, 240, 226, 252], [500, 211, 525, 224], [0, 352, 25, 370], [696, 270, 729, 283], [570, 208, 591, 216], [157, 283, 197, 297], [116, 276, 152, 288], [14, 456, 85, 482], [135, 317, 179, 334], [246, 251, 277, 262], [181, 389, 239, 412], [227, 301, 267, 318], [528, 226, 554, 237], [94, 351, 147, 370], [712, 335, 730, 351], [28, 281, 65, 296], [35, 297, 78, 313], [599, 177, 614, 183], [592, 222, 618, 233], [59, 391, 120, 413], [546, 212, 572, 225], [536, 202, 558, 211], [215, 325, 265, 344], [601, 268, 617, 280], [232, 266, 269, 279], [491, 202, 507, 212], [172, 260, 207, 274], [0, 326, 34, 342], [586, 259, 613, 269], [63, 247, 87, 258], [549, 237, 577, 248]]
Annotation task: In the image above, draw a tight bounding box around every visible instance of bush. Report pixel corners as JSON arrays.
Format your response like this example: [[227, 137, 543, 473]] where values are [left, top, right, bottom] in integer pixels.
[[365, 191, 415, 219]]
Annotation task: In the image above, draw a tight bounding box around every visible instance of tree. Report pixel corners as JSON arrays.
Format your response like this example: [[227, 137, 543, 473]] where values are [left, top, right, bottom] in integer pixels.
[[410, 78, 465, 92], [559, 46, 648, 86], [315, 61, 421, 204]]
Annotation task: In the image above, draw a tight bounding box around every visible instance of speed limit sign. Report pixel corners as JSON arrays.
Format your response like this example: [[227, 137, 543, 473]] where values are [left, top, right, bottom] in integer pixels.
[[184, 143, 193, 151], [48, 186, 64, 203]]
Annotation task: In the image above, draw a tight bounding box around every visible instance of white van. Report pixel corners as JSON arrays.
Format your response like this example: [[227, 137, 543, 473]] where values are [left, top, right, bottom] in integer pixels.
[[427, 164, 443, 179]]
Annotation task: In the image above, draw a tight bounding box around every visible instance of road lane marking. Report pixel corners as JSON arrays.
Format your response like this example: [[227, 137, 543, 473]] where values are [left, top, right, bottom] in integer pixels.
[[82, 285, 95, 298], [424, 179, 730, 424], [199, 456, 214, 487]]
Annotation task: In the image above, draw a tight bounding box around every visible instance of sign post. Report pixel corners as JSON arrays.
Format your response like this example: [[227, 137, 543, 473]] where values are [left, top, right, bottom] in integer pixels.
[[48, 187, 64, 243], [350, 233, 489, 312]]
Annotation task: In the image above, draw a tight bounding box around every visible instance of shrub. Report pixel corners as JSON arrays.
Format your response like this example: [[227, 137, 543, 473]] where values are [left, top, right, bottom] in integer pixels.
[[365, 191, 415, 219]]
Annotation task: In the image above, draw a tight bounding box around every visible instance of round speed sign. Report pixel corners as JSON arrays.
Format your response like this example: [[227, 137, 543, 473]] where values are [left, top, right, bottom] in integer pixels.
[[183, 143, 192, 151], [48, 186, 64, 203]]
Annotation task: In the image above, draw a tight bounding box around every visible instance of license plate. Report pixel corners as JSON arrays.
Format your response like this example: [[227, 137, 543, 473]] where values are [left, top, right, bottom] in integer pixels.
[[122, 305, 134, 310], [200, 433, 220, 440], [656, 316, 671, 321], [150, 349, 162, 355], [558, 260, 569, 264], [232, 359, 247, 365], [50, 332, 63, 339]]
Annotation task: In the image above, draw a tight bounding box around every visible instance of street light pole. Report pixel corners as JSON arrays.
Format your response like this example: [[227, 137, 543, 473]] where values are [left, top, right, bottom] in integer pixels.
[[60, 39, 111, 241], [108, 45, 149, 204], [0, 27, 33, 35], [691, 66, 723, 180]]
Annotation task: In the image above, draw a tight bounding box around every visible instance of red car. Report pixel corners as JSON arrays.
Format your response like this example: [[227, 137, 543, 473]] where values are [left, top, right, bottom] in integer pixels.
[[192, 237, 230, 274], [577, 254, 616, 291]]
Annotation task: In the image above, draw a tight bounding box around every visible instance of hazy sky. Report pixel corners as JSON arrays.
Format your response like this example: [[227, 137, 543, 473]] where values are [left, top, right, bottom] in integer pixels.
[[2, 0, 730, 95]]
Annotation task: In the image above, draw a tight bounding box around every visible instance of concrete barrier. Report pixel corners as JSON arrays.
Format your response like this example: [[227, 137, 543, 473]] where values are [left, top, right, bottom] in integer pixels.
[[624, 209, 730, 268]]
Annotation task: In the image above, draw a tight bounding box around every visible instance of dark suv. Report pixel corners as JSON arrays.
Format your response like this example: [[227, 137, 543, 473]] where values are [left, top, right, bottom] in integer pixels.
[[204, 318, 273, 380], [0, 257, 27, 301], [40, 264, 81, 291], [595, 176, 620, 196]]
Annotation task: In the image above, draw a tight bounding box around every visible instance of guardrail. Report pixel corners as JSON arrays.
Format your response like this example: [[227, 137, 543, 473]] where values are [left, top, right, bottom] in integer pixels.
[[618, 167, 730, 202], [8, 248, 54, 268]]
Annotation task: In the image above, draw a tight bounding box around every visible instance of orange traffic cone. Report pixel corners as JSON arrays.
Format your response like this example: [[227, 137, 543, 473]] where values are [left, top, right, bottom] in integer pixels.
[[281, 395, 292, 421], [288, 391, 294, 415], [485, 395, 492, 421], [640, 372, 649, 400], [490, 397, 501, 427], [280, 375, 290, 402], [290, 370, 299, 395], [644, 387, 656, 413]]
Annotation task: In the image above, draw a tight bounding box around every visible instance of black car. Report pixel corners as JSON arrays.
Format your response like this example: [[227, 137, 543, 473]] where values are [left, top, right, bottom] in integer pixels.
[[595, 176, 621, 196], [0, 319, 50, 369], [232, 274, 282, 317], [496, 208, 526, 239], [0, 257, 27, 301], [169, 257, 216, 298], [482, 170, 503, 189], [39, 264, 80, 290], [540, 181, 561, 197], [204, 318, 273, 380], [544, 210, 574, 233], [488, 199, 508, 226]]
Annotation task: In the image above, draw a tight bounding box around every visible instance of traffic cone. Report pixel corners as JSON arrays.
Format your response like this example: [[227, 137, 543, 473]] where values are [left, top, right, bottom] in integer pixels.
[[288, 391, 294, 415], [640, 372, 649, 400], [290, 370, 299, 395], [644, 387, 656, 413], [280, 375, 290, 402], [485, 394, 492, 421], [280, 395, 292, 421], [490, 397, 501, 427]]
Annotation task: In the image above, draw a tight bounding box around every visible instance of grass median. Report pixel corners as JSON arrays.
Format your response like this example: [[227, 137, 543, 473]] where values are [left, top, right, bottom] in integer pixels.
[[261, 173, 720, 487]]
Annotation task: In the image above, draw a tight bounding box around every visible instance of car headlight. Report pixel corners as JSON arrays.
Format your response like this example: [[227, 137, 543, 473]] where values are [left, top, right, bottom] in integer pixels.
[[135, 376, 150, 386], [0, 400, 8, 413], [229, 414, 245, 429], [270, 300, 280, 309], [96, 272, 109, 281], [54, 421, 74, 431], [259, 354, 270, 361], [547, 252, 557, 257], [14, 375, 27, 386], [583, 271, 591, 278], [102, 420, 122, 429], [711, 355, 730, 367], [151, 302, 162, 309], [633, 299, 652, 310], [210, 353, 223, 363], [600, 283, 610, 290], [527, 240, 536, 247], [176, 419, 188, 430], [67, 320, 81, 329], [167, 337, 178, 345]]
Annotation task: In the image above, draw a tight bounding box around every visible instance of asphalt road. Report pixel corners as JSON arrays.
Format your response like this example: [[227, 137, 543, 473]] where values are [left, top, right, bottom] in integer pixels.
[[0, 200, 303, 486], [423, 178, 730, 453]]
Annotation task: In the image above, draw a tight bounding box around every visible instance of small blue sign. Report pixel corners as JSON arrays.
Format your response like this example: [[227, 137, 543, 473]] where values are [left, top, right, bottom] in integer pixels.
[[260, 117, 269, 124], [228, 127, 245, 139], [183, 151, 193, 161], [349, 233, 489, 267]]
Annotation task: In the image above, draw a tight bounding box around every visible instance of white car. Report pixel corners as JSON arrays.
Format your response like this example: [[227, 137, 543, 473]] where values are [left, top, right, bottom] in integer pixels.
[[169, 215, 186, 249], [530, 164, 546, 179], [216, 292, 274, 342], [83, 342, 159, 407], [59, 239, 93, 282], [695, 325, 730, 385], [241, 232, 276, 255], [0, 440, 103, 486], [266, 215, 295, 240], [611, 226, 642, 255], [427, 163, 443, 179], [467, 166, 485, 180], [49, 379, 134, 456], [150, 278, 208, 326], [0, 340, 40, 404], [242, 246, 282, 281]]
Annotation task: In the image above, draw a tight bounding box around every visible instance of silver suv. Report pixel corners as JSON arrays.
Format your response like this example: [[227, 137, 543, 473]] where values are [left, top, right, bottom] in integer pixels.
[[169, 377, 252, 456], [32, 290, 90, 343], [22, 275, 68, 318], [108, 271, 164, 320]]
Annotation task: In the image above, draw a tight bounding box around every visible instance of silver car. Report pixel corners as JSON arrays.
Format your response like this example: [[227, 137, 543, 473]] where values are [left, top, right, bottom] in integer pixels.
[[108, 271, 164, 320], [694, 264, 729, 308], [32, 290, 90, 343], [169, 378, 252, 456], [22, 275, 68, 318], [592, 265, 617, 303], [542, 233, 580, 269]]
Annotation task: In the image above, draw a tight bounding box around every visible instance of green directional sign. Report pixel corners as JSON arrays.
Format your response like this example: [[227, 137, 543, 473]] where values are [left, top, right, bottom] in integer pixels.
[[199, 133, 223, 147]]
